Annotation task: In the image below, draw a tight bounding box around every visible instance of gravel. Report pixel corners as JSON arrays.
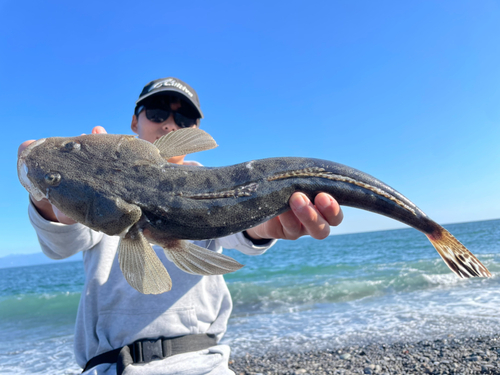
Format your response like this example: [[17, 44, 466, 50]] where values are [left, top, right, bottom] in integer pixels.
[[229, 334, 500, 374]]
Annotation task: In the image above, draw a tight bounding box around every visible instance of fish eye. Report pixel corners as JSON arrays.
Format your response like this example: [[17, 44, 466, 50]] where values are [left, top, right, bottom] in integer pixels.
[[44, 172, 61, 186], [62, 141, 81, 152]]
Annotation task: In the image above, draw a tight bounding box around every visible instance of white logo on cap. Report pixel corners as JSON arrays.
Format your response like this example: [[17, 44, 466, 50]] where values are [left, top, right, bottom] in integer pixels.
[[151, 78, 194, 98]]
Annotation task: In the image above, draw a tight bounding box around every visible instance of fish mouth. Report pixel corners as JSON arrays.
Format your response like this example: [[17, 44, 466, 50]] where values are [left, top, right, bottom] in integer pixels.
[[17, 138, 47, 201]]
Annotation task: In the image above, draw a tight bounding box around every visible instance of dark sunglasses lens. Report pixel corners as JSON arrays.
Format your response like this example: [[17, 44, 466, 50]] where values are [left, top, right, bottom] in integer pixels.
[[174, 113, 197, 128], [145, 109, 171, 123]]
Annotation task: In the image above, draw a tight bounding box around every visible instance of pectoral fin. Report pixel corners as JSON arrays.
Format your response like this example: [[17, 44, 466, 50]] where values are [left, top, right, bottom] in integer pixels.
[[162, 240, 244, 275], [86, 196, 142, 236], [118, 230, 172, 294], [153, 128, 218, 159]]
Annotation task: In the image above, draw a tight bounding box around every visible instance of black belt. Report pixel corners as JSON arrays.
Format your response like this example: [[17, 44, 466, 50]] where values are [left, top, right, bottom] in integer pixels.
[[83, 334, 217, 374]]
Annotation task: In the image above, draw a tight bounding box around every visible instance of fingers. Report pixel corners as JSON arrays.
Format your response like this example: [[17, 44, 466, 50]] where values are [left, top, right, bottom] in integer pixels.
[[289, 193, 330, 239], [278, 209, 304, 240], [92, 126, 107, 134], [53, 206, 77, 225], [245, 192, 344, 242], [18, 140, 36, 157], [245, 216, 285, 241], [82, 126, 108, 136], [314, 192, 343, 227], [288, 192, 343, 240]]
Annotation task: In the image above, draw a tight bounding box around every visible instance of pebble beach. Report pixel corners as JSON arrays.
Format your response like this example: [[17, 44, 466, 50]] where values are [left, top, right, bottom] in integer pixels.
[[229, 335, 500, 375]]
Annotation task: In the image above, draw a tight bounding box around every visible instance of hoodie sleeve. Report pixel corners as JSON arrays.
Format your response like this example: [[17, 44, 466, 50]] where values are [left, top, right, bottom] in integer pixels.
[[28, 200, 104, 259], [215, 231, 277, 256]]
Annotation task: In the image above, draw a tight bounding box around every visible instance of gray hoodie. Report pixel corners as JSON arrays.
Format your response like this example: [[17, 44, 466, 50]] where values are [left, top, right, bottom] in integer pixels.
[[28, 201, 275, 375]]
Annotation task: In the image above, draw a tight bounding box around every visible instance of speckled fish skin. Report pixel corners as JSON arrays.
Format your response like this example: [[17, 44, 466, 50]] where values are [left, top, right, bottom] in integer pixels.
[[19, 136, 431, 239], [148, 158, 437, 240], [17, 130, 491, 294]]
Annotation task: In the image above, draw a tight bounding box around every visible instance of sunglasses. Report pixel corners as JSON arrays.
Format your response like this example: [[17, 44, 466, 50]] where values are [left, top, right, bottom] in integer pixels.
[[136, 105, 198, 128]]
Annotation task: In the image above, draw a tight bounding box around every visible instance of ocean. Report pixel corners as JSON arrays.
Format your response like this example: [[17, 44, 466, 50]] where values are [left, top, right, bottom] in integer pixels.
[[1, 219, 499, 374]]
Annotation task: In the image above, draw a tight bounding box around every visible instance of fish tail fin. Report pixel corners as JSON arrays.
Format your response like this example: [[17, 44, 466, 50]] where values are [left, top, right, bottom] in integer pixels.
[[426, 226, 491, 278], [163, 240, 244, 276], [118, 231, 172, 294]]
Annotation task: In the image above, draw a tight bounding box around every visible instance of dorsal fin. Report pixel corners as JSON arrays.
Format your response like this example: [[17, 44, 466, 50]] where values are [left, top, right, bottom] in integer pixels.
[[153, 128, 218, 159]]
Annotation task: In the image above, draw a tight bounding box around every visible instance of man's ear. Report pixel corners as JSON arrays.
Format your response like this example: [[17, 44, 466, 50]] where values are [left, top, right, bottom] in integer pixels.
[[131, 115, 138, 134]]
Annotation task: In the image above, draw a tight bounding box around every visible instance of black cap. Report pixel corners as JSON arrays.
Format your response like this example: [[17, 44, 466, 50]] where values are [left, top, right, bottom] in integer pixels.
[[136, 77, 204, 118]]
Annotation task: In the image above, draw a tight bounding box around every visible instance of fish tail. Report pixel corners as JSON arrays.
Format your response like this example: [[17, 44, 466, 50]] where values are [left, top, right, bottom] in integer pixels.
[[426, 226, 491, 278]]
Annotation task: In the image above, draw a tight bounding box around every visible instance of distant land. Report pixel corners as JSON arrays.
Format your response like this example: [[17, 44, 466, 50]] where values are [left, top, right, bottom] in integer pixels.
[[0, 252, 82, 269]]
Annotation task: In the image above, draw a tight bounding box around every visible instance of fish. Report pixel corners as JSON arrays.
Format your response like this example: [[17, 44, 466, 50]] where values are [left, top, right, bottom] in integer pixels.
[[17, 128, 492, 294]]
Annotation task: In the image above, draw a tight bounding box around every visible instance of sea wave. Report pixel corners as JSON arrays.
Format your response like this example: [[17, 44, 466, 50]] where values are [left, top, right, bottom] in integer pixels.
[[0, 292, 80, 342], [225, 274, 500, 356], [228, 256, 500, 315]]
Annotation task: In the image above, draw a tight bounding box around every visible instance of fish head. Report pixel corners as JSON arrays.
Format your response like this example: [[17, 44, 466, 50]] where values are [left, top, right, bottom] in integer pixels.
[[18, 138, 49, 201], [18, 136, 100, 211], [17, 134, 157, 228]]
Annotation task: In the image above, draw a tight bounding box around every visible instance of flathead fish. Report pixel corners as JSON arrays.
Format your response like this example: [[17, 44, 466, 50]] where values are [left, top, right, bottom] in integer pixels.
[[17, 128, 491, 294]]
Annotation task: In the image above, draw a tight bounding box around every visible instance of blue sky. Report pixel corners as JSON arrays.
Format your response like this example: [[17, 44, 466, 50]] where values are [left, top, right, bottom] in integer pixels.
[[1, 0, 499, 257]]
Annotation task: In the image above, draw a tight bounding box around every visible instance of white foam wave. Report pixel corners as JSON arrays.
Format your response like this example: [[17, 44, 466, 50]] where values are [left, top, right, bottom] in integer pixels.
[[422, 272, 463, 286], [224, 276, 500, 356], [0, 334, 80, 375]]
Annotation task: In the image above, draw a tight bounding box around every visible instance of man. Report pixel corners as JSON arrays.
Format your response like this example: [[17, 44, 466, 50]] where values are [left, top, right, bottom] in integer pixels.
[[18, 77, 343, 374]]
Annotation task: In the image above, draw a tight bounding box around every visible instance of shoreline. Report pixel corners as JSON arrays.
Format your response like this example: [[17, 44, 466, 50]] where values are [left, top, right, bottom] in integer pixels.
[[229, 334, 500, 374]]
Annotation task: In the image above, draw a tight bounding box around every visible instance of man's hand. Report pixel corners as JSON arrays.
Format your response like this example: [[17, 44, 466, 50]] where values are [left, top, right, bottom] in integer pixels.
[[245, 192, 343, 241], [17, 126, 107, 223]]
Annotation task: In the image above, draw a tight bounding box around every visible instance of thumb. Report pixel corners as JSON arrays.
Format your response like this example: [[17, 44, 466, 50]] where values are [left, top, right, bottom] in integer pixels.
[[53, 206, 77, 225], [92, 126, 107, 134]]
